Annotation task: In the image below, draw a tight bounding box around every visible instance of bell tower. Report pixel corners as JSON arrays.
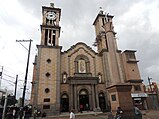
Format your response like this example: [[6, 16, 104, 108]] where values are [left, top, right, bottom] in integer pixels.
[[34, 3, 62, 116], [93, 10, 124, 85], [41, 3, 61, 46], [93, 10, 116, 53]]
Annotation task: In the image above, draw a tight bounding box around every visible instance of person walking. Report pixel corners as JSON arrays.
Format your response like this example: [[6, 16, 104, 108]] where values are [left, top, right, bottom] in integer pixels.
[[80, 104, 83, 113], [70, 109, 75, 119], [114, 107, 123, 119], [6, 109, 13, 119], [33, 107, 37, 119], [86, 103, 89, 111], [134, 105, 142, 119], [12, 108, 16, 119]]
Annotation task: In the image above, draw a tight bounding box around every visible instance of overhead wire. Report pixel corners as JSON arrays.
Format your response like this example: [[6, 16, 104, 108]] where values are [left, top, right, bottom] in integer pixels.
[[3, 73, 15, 79], [1, 78, 14, 86]]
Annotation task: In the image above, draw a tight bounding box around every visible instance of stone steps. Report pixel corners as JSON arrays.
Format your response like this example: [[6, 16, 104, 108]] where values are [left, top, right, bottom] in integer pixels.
[[40, 111, 109, 119]]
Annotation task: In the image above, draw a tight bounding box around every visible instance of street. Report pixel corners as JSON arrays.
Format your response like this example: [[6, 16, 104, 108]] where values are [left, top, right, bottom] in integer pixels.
[[143, 110, 159, 119], [28, 110, 159, 119]]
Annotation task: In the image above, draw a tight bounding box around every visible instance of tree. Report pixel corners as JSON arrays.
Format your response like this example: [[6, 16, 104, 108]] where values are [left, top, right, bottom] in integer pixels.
[[1, 95, 17, 106]]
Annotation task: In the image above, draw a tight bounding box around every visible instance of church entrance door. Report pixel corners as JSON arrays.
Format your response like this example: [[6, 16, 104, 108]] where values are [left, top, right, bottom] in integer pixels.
[[79, 89, 89, 111], [61, 94, 69, 112], [99, 93, 106, 112]]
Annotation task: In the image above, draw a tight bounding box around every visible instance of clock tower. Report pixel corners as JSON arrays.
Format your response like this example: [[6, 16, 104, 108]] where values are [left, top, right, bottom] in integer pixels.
[[32, 3, 62, 115], [41, 3, 61, 46]]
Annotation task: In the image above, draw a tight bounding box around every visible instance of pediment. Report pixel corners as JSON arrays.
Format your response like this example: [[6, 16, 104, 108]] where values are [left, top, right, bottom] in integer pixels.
[[62, 42, 97, 58]]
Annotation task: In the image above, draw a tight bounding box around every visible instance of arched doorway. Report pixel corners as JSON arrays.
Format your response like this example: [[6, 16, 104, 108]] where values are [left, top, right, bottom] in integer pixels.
[[79, 89, 89, 111], [99, 92, 106, 112], [61, 94, 69, 112]]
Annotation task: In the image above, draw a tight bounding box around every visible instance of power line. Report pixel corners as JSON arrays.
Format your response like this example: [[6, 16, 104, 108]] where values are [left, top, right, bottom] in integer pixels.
[[2, 78, 15, 84], [16, 40, 31, 51], [3, 73, 15, 79], [1, 78, 14, 86], [2, 66, 17, 75]]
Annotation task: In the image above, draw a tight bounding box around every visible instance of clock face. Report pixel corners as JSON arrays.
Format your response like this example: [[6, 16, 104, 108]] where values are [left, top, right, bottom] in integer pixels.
[[46, 12, 56, 20]]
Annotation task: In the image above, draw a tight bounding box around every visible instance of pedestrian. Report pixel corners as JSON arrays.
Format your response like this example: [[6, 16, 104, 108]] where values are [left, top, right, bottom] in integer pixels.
[[18, 107, 23, 119], [80, 104, 83, 113], [33, 107, 37, 119], [41, 112, 46, 118], [70, 109, 75, 119], [24, 109, 30, 119], [86, 103, 89, 111], [134, 105, 142, 119], [114, 106, 123, 119], [6, 109, 13, 119], [13, 108, 16, 119]]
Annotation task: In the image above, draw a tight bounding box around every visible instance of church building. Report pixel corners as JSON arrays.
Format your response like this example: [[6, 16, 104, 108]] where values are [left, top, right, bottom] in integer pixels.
[[30, 3, 147, 116]]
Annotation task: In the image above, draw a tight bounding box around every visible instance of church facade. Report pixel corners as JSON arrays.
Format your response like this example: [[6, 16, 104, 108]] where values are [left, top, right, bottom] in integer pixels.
[[31, 3, 147, 116]]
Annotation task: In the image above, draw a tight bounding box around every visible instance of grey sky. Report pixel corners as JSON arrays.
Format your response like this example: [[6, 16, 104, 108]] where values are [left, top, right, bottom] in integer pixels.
[[0, 0, 159, 99]]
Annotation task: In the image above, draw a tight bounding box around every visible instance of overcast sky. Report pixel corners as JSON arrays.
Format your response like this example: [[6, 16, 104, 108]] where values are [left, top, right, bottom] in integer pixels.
[[0, 0, 159, 99]]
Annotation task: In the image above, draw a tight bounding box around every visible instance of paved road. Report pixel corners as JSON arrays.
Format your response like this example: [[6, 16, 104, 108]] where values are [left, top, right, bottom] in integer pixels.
[[143, 110, 159, 119]]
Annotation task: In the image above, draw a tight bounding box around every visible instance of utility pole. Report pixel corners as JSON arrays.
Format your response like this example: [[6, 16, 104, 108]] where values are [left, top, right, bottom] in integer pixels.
[[14, 75, 18, 99], [0, 66, 3, 78], [16, 39, 32, 118], [0, 66, 3, 87], [2, 90, 8, 119]]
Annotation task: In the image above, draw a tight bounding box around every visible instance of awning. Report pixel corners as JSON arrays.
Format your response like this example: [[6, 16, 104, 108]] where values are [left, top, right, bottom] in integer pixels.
[[131, 93, 148, 98]]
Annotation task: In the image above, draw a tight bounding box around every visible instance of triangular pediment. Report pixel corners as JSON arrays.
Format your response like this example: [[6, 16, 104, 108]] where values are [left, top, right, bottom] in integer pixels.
[[62, 42, 97, 57]]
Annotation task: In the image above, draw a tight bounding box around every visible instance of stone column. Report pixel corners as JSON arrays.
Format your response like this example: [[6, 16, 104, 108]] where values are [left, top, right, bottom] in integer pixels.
[[77, 91, 79, 111], [95, 84, 100, 110], [70, 84, 73, 110], [91, 84, 96, 110], [89, 93, 92, 110], [104, 92, 109, 111], [74, 84, 77, 112]]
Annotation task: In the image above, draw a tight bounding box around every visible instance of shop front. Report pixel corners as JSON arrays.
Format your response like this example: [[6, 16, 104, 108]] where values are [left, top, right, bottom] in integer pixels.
[[131, 93, 148, 110]]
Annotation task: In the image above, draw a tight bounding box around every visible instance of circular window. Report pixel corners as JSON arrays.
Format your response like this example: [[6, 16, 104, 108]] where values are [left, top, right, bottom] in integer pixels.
[[45, 88, 50, 93]]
